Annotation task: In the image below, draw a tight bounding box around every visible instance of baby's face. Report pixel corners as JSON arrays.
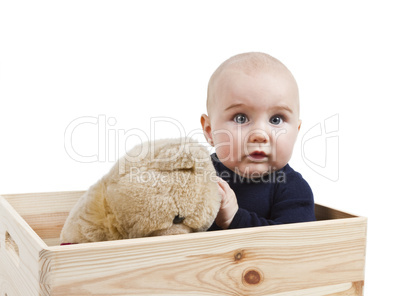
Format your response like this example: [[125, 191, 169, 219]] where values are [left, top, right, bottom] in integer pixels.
[[203, 68, 301, 178]]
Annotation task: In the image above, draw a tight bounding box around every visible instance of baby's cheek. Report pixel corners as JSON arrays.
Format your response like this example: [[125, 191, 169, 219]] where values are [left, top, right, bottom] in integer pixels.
[[213, 133, 236, 160], [215, 146, 231, 163], [273, 132, 297, 164]]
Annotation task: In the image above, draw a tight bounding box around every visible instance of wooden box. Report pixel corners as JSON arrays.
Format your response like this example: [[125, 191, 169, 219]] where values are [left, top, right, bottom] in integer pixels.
[[0, 191, 367, 295]]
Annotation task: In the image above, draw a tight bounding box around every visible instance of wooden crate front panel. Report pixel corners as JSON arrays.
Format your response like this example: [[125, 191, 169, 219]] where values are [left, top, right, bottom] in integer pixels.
[[41, 217, 366, 295]]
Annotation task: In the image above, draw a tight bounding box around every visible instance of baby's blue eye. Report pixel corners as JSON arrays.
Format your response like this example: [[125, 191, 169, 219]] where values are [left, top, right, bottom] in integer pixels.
[[234, 114, 248, 124], [270, 115, 283, 125]]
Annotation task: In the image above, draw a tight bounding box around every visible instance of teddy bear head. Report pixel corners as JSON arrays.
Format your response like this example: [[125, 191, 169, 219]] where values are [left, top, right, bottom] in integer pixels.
[[106, 138, 221, 238], [60, 138, 221, 243]]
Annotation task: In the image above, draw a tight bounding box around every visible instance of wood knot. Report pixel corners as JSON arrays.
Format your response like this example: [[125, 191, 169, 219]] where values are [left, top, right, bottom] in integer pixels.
[[234, 250, 244, 261], [242, 268, 263, 286]]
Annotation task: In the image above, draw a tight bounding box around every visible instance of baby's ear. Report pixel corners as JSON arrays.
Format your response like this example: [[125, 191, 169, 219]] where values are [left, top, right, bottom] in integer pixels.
[[201, 114, 214, 146], [298, 119, 302, 132]]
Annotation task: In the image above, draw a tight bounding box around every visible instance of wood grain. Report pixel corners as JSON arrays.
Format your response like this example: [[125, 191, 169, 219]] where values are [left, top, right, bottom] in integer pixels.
[[42, 218, 366, 295], [0, 191, 367, 295], [2, 191, 83, 245], [315, 204, 357, 220], [0, 196, 46, 295]]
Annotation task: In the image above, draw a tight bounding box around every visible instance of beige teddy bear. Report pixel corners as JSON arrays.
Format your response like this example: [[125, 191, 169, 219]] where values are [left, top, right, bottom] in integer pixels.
[[60, 138, 221, 244]]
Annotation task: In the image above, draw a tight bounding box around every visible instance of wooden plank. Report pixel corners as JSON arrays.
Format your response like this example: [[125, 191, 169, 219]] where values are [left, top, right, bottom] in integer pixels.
[[0, 197, 47, 295], [2, 191, 84, 216], [258, 281, 363, 296], [2, 191, 83, 247], [2, 190, 361, 244], [23, 213, 68, 242], [315, 204, 357, 220], [42, 217, 366, 295]]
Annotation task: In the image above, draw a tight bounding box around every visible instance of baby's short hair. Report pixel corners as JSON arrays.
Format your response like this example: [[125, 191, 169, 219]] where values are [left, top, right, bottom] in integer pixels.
[[206, 52, 291, 113]]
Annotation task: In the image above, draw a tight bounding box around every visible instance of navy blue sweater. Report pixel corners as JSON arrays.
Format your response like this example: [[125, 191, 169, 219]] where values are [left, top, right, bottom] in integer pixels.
[[209, 153, 315, 230]]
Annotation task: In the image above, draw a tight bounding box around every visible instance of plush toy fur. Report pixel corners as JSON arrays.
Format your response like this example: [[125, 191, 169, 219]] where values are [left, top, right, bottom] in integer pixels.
[[60, 138, 221, 244]]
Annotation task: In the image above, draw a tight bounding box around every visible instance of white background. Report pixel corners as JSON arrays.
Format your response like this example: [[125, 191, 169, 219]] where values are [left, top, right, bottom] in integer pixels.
[[1, 1, 401, 294]]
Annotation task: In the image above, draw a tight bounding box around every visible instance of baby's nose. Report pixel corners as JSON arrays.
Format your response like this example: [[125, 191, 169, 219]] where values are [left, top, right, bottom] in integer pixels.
[[173, 215, 185, 224], [248, 129, 269, 143]]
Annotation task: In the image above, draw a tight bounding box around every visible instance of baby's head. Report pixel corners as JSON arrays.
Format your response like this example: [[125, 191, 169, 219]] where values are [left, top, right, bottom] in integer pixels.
[[201, 52, 301, 178]]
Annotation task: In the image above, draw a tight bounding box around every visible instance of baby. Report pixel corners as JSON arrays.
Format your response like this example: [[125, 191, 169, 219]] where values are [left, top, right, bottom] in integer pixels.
[[201, 52, 316, 230]]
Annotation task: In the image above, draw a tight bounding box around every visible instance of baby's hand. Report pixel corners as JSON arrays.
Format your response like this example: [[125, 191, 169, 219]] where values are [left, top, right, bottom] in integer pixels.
[[215, 177, 239, 229]]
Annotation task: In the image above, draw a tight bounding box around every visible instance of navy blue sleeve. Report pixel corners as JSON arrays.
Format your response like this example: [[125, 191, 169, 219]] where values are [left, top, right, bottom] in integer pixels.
[[228, 172, 316, 229]]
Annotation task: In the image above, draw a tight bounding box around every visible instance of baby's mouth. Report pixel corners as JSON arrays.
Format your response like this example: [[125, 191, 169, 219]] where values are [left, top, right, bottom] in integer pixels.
[[247, 151, 269, 161]]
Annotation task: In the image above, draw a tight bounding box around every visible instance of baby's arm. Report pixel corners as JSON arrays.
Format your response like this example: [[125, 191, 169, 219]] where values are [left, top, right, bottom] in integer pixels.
[[213, 172, 315, 230], [229, 172, 315, 228], [215, 177, 239, 229]]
